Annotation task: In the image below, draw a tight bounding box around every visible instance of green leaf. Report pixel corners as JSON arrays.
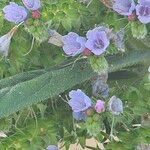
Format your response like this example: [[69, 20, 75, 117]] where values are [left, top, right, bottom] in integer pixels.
[[0, 50, 150, 119], [0, 70, 46, 89], [89, 56, 108, 74], [79, 137, 86, 148], [131, 22, 147, 39], [0, 117, 57, 149], [61, 17, 72, 31], [0, 60, 95, 118]]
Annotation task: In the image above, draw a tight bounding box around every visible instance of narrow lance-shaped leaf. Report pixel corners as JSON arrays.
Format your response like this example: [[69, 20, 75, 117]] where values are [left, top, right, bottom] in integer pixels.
[[0, 50, 149, 118]]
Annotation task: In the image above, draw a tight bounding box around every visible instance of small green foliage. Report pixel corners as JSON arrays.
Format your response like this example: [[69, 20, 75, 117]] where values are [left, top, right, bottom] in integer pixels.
[[89, 56, 108, 74], [131, 22, 147, 39], [25, 19, 50, 43], [85, 115, 102, 137], [0, 117, 57, 149]]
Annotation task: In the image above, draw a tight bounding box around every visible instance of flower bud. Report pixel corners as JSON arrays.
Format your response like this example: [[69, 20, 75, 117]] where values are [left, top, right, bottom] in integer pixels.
[[0, 27, 17, 57], [95, 100, 105, 113], [108, 96, 123, 115], [91, 74, 109, 97], [128, 12, 137, 21], [82, 48, 92, 56], [32, 10, 41, 19]]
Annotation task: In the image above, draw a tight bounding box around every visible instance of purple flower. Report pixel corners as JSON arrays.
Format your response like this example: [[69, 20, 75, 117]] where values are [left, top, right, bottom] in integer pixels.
[[62, 32, 86, 56], [108, 96, 123, 115], [22, 0, 41, 11], [68, 89, 92, 112], [3, 2, 27, 24], [85, 27, 110, 55], [113, 0, 136, 16], [73, 111, 87, 121], [95, 100, 105, 113], [136, 0, 150, 24], [47, 145, 59, 150]]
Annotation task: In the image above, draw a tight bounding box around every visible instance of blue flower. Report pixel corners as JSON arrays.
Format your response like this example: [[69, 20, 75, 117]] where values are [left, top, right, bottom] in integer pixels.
[[62, 32, 86, 56], [113, 0, 136, 16], [22, 0, 41, 11], [85, 27, 110, 56], [3, 2, 27, 24], [68, 89, 92, 121], [68, 89, 92, 112], [136, 0, 150, 24]]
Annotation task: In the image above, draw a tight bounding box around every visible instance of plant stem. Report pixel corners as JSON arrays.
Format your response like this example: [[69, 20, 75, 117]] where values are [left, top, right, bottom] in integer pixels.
[[110, 115, 115, 141]]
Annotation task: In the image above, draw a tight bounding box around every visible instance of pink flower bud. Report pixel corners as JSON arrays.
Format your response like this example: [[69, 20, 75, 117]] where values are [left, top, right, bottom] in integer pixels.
[[95, 100, 105, 113], [32, 10, 41, 19], [82, 48, 92, 56], [128, 12, 137, 21]]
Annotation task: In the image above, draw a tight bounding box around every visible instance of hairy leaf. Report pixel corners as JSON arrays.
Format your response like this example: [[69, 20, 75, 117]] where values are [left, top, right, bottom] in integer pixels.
[[0, 50, 149, 118]]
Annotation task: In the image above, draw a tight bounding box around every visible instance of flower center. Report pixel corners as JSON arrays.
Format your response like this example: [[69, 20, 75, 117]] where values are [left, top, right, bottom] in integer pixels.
[[74, 42, 81, 49], [94, 38, 104, 49], [140, 6, 150, 16]]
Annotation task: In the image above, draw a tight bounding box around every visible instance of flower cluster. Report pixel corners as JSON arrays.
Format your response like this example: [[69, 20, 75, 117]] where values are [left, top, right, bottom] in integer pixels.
[[68, 89, 123, 121], [62, 26, 110, 57], [3, 0, 41, 24], [60, 26, 126, 57], [0, 0, 42, 57], [113, 0, 150, 24]]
